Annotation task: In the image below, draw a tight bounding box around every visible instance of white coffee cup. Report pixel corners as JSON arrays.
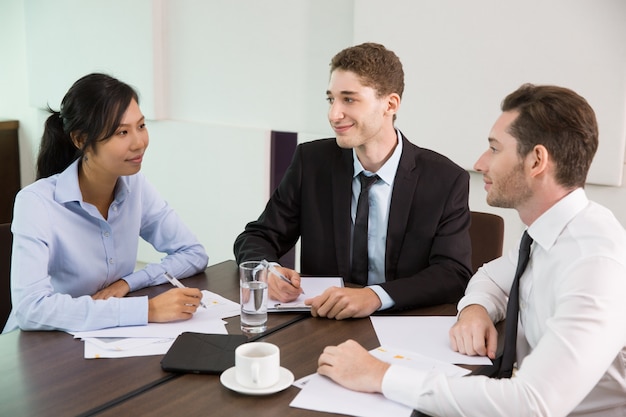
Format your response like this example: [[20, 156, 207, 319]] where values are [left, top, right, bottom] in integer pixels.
[[235, 342, 280, 389]]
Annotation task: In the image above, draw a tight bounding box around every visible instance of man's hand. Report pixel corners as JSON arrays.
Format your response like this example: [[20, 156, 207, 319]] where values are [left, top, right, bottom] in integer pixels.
[[147, 288, 203, 322], [449, 304, 498, 359], [318, 339, 389, 392], [92, 279, 130, 300], [305, 287, 382, 320], [267, 266, 303, 302]]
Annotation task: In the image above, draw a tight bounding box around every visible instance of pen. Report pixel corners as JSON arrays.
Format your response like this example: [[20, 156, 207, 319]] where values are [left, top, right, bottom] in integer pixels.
[[164, 272, 207, 309], [273, 303, 311, 310], [262, 259, 304, 294]]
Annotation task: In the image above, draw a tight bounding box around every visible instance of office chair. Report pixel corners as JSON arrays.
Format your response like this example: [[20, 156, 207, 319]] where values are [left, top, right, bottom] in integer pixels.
[[0, 222, 12, 328], [469, 211, 505, 273]]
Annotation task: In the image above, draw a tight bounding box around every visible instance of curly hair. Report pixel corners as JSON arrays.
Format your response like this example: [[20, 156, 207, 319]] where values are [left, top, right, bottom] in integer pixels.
[[330, 42, 404, 99]]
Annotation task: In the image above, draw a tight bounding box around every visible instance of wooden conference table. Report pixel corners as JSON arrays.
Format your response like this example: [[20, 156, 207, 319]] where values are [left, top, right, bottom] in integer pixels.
[[0, 260, 460, 417]]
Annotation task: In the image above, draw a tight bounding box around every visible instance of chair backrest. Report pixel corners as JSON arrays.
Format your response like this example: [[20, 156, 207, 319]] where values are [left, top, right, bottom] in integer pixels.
[[469, 211, 504, 273], [0, 223, 12, 328]]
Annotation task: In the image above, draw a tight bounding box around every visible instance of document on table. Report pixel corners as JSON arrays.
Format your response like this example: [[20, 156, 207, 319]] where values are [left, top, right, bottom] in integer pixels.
[[71, 289, 240, 357], [71, 289, 239, 339], [290, 346, 470, 416], [267, 277, 343, 312], [82, 337, 176, 359], [370, 316, 492, 365], [197, 289, 242, 319], [77, 314, 229, 359]]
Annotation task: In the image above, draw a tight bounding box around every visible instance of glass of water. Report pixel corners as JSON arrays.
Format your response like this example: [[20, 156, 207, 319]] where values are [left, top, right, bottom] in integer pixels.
[[239, 261, 268, 333]]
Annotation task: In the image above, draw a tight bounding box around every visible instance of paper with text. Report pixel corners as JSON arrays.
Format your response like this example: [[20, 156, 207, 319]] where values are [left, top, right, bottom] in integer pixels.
[[370, 316, 492, 365], [70, 289, 237, 339], [291, 373, 413, 417], [82, 337, 174, 359], [290, 346, 468, 416], [268, 277, 343, 311]]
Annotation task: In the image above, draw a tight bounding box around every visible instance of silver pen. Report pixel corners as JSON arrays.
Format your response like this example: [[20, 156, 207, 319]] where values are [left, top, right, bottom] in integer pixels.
[[164, 272, 208, 309], [262, 259, 304, 294]]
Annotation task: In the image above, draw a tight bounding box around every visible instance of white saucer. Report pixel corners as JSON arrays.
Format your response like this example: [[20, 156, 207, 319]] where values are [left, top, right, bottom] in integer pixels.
[[220, 366, 294, 395]]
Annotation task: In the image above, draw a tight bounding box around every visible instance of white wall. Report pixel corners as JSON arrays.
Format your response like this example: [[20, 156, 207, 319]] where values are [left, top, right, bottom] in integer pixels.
[[353, 0, 626, 186], [0, 0, 38, 186], [2, 0, 625, 266]]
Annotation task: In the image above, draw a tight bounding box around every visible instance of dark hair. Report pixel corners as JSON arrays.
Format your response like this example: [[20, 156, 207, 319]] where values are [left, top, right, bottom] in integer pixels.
[[36, 73, 139, 179], [330, 42, 404, 99], [502, 84, 598, 188]]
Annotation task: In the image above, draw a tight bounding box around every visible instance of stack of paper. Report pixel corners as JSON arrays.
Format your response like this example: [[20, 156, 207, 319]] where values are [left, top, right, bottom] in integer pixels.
[[370, 316, 492, 366], [289, 316, 492, 416], [71, 290, 241, 359], [291, 345, 470, 416]]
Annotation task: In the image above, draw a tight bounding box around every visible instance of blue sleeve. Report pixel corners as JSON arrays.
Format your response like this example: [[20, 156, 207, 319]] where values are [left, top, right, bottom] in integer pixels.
[[5, 188, 149, 333], [125, 176, 208, 291]]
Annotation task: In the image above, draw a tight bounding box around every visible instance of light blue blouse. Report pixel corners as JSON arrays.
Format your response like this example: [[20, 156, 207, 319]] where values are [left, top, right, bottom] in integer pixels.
[[3, 159, 208, 333]]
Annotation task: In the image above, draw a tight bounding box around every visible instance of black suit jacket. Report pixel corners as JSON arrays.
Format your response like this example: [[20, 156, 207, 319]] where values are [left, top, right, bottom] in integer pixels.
[[234, 135, 472, 310]]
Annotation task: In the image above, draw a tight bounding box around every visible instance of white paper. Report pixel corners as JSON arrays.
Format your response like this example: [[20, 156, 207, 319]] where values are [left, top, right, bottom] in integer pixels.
[[370, 316, 492, 365], [84, 336, 166, 351], [83, 337, 175, 358], [268, 277, 343, 311], [198, 289, 241, 318], [71, 316, 229, 339], [70, 290, 238, 339], [290, 373, 413, 417], [369, 346, 471, 377], [72, 317, 228, 339], [290, 345, 469, 416]]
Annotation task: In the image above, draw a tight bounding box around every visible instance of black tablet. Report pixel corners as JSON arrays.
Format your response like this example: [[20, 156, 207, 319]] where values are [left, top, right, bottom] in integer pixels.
[[161, 332, 248, 374]]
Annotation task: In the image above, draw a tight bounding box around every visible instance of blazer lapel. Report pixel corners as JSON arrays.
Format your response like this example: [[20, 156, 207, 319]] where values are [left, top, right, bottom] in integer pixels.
[[386, 136, 419, 279], [332, 149, 354, 279]]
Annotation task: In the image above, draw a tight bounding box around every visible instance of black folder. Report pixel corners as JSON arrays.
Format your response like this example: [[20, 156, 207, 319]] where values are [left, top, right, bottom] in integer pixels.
[[161, 332, 248, 374]]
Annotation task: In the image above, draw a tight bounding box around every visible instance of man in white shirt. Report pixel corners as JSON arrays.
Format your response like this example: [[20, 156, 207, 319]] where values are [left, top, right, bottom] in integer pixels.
[[317, 84, 626, 416]]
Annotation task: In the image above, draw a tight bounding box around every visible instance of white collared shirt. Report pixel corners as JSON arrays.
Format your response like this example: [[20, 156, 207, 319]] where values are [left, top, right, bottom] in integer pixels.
[[383, 188, 626, 416]]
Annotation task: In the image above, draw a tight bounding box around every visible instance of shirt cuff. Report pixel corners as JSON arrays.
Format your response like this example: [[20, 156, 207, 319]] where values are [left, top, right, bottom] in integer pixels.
[[118, 295, 149, 327], [122, 269, 152, 292], [368, 285, 395, 310], [457, 295, 501, 323], [382, 364, 428, 408]]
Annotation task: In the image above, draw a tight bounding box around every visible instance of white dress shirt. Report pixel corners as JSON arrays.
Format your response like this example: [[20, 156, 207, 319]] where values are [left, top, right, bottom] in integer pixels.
[[382, 188, 626, 416]]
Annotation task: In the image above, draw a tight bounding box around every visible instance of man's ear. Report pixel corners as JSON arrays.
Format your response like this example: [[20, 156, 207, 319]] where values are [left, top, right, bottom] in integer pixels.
[[385, 93, 401, 117], [70, 132, 85, 150], [527, 144, 549, 177]]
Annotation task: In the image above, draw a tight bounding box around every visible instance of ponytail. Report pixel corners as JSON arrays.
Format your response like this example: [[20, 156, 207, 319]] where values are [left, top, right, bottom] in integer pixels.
[[36, 109, 81, 180]]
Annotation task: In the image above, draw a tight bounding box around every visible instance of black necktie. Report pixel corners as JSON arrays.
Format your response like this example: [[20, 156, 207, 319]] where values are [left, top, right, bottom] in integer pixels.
[[498, 230, 533, 378], [351, 172, 379, 286]]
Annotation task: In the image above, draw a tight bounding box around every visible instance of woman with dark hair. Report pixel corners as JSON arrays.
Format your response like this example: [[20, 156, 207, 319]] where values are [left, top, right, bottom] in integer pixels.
[[3, 73, 208, 333]]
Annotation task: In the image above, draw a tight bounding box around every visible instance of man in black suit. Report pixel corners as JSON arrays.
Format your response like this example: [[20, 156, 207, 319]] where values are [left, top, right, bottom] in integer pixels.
[[234, 42, 471, 319]]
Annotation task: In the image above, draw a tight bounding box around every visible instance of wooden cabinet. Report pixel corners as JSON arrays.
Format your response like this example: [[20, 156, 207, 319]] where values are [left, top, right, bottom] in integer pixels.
[[0, 120, 20, 224]]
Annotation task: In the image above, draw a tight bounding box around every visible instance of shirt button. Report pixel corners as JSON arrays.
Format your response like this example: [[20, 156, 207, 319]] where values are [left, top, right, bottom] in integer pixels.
[[112, 205, 118, 212], [109, 258, 114, 264], [103, 232, 110, 237]]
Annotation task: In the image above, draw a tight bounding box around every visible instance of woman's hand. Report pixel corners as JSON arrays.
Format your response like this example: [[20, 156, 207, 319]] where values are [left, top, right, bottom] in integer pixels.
[[92, 279, 131, 299], [148, 287, 204, 322]]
